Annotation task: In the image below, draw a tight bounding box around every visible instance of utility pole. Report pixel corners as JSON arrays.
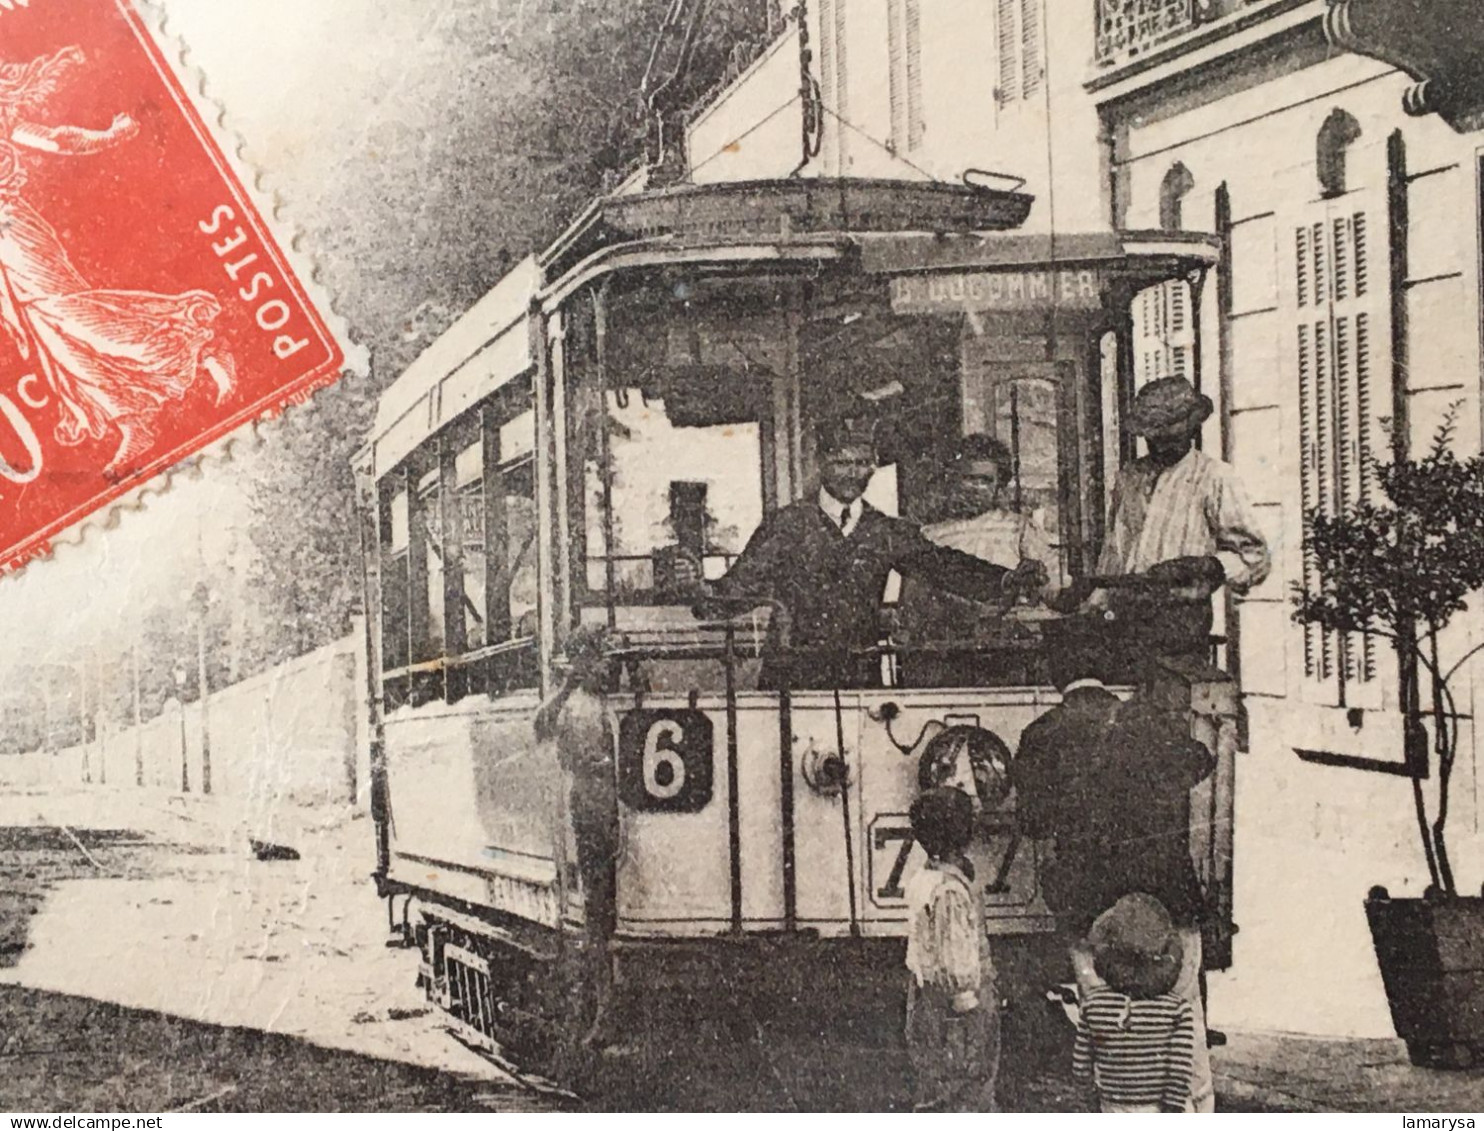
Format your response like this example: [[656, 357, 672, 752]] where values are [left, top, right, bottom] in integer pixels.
[[78, 657, 89, 784], [173, 663, 190, 794], [95, 657, 106, 786], [195, 583, 212, 795], [40, 673, 51, 756], [130, 642, 143, 786], [194, 508, 213, 795]]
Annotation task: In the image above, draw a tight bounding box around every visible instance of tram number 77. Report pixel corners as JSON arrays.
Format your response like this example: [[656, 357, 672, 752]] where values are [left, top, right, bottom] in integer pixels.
[[868, 813, 1025, 907], [618, 709, 714, 813]]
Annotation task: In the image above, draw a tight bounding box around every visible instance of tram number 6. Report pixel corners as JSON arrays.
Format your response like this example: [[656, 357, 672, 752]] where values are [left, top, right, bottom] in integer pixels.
[[618, 709, 714, 813], [643, 719, 687, 800]]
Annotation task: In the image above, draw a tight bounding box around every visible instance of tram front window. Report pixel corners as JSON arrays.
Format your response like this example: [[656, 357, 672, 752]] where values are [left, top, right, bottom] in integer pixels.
[[574, 269, 1109, 691]]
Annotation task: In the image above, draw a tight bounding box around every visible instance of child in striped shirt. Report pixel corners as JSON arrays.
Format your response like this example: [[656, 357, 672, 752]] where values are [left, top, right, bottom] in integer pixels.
[[1073, 893, 1196, 1113], [904, 786, 1001, 1112]]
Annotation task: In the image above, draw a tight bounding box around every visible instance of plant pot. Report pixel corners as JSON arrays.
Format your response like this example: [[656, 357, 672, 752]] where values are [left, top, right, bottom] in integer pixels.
[[1365, 888, 1484, 1069]]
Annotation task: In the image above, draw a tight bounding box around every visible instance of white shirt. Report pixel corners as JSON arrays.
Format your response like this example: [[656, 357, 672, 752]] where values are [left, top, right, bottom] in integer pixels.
[[819, 487, 864, 538], [1062, 678, 1110, 697], [923, 508, 1052, 571]]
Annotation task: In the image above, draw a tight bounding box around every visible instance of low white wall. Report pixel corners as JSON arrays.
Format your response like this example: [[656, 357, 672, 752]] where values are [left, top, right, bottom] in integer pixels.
[[0, 632, 370, 836]]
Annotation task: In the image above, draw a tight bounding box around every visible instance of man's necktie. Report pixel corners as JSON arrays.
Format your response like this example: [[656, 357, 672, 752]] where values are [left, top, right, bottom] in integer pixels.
[[841, 507, 851, 534]]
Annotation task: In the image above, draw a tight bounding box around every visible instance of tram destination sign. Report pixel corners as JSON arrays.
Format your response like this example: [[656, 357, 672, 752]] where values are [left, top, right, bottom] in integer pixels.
[[890, 269, 1103, 315]]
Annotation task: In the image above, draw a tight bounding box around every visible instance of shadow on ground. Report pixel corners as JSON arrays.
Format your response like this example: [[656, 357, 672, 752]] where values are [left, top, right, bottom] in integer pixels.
[[0, 985, 544, 1113], [0, 828, 161, 967]]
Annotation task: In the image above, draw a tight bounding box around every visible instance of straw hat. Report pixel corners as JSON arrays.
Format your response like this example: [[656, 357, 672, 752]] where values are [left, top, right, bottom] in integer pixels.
[[1088, 893, 1185, 999], [1128, 377, 1213, 437]]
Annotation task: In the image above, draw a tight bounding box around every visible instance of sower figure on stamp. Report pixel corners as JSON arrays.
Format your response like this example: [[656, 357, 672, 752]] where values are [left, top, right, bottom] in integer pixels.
[[0, 45, 238, 473], [675, 416, 1047, 689], [535, 627, 621, 1049], [1087, 376, 1270, 673], [1013, 630, 1217, 1111]]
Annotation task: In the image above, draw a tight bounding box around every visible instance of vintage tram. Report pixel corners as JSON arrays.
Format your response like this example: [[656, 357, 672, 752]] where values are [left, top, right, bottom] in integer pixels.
[[353, 178, 1241, 1080]]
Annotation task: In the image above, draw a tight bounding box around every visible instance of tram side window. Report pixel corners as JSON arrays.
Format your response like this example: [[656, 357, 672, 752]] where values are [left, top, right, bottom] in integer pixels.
[[415, 465, 446, 662], [455, 401, 539, 699], [380, 484, 411, 673], [454, 440, 486, 650], [378, 388, 539, 708], [503, 457, 539, 639]]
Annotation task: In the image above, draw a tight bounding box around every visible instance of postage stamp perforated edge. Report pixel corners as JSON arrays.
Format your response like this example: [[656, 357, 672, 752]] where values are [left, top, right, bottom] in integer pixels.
[[4, 0, 370, 574]]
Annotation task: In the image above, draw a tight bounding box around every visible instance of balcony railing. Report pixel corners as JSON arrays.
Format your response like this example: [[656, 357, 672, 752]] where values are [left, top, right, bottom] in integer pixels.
[[1094, 0, 1274, 70]]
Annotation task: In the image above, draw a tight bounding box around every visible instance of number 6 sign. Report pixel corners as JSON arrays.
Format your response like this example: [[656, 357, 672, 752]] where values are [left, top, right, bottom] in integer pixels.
[[618, 709, 714, 812]]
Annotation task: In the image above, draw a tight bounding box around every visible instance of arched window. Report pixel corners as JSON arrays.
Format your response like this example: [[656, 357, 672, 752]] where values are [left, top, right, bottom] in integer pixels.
[[1159, 162, 1195, 231], [1317, 109, 1362, 198]]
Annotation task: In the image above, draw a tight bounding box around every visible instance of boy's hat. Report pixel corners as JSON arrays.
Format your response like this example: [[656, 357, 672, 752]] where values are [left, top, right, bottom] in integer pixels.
[[1088, 893, 1184, 998]]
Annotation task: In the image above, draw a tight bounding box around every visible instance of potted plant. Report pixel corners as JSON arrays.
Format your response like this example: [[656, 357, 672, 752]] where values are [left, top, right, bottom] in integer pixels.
[[1292, 411, 1484, 1069]]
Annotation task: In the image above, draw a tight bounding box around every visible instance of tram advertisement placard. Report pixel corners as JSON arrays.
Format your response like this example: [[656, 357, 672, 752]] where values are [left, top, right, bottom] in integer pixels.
[[618, 709, 715, 813], [890, 269, 1102, 315], [0, 0, 346, 571]]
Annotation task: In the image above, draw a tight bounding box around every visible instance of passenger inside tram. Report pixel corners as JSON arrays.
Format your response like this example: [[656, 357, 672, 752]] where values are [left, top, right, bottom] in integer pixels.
[[575, 269, 1107, 692], [672, 417, 1048, 690], [895, 433, 1056, 686]]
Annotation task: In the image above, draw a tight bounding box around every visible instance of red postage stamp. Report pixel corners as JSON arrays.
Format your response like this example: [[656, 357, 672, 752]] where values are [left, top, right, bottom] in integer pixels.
[[0, 0, 346, 570]]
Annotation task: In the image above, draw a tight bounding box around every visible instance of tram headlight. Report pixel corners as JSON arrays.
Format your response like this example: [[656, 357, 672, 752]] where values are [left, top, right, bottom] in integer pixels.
[[917, 724, 1012, 813]]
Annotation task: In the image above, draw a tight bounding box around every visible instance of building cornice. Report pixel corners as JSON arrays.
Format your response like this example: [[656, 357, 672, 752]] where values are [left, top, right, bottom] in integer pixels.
[[1325, 0, 1484, 132]]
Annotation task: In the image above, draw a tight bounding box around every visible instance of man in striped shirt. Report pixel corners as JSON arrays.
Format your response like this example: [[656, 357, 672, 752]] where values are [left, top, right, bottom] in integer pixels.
[[1073, 894, 1197, 1113], [1096, 375, 1271, 667]]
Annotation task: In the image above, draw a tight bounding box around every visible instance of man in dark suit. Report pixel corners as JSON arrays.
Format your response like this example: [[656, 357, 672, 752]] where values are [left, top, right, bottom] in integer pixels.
[[683, 418, 1047, 689], [1012, 626, 1218, 1110]]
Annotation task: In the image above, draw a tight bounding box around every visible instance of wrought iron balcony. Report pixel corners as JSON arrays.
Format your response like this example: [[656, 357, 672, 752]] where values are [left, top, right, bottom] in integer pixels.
[[1094, 0, 1282, 70]]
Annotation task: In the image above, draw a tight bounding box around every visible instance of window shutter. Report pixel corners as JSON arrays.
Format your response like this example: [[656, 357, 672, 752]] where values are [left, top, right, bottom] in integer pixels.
[[1293, 204, 1387, 704], [996, 0, 1018, 104], [888, 0, 905, 152], [1132, 280, 1194, 388], [905, 0, 924, 150], [1332, 211, 1380, 688], [1168, 278, 1192, 379], [1296, 318, 1327, 682], [1020, 0, 1043, 98], [887, 0, 924, 153]]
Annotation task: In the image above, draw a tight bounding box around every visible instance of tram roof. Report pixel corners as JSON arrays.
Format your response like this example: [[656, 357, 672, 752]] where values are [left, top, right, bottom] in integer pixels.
[[369, 180, 1220, 479], [372, 255, 540, 479]]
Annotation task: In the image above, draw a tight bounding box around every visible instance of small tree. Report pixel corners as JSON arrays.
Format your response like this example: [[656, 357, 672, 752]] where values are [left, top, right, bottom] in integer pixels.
[[1293, 410, 1484, 898]]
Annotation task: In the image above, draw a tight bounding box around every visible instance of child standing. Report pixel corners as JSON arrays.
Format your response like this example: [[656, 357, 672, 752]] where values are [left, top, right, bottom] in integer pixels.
[[904, 786, 1001, 1112], [1072, 893, 1197, 1113]]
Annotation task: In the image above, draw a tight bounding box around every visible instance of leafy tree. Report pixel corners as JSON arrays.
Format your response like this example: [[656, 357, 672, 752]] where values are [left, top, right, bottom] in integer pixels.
[[238, 0, 778, 667], [1292, 410, 1484, 897]]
